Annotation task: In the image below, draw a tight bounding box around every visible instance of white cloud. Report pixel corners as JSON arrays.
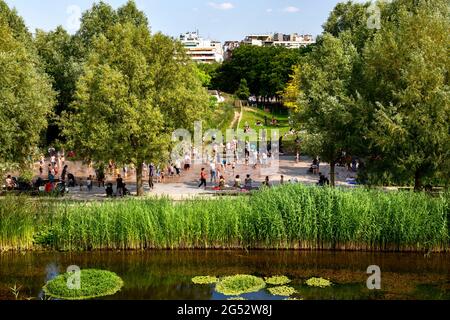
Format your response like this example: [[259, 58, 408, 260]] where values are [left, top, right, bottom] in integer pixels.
[[207, 2, 235, 10], [266, 8, 273, 13], [283, 6, 300, 13]]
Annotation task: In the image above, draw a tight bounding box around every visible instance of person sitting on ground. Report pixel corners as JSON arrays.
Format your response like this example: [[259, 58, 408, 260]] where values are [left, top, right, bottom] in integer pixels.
[[67, 173, 76, 187], [310, 157, 320, 175], [5, 175, 15, 191], [244, 174, 253, 190], [106, 183, 114, 198], [318, 173, 330, 186], [233, 175, 241, 189], [218, 175, 226, 190], [262, 176, 271, 188], [44, 181, 54, 193]]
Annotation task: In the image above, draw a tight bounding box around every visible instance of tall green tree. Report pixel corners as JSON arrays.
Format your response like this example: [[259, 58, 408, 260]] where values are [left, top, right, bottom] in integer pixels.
[[76, 1, 117, 48], [34, 27, 83, 143], [361, 0, 450, 189], [323, 1, 373, 51], [235, 78, 250, 101], [0, 7, 55, 171], [117, 0, 149, 27], [62, 23, 210, 195], [285, 34, 359, 186]]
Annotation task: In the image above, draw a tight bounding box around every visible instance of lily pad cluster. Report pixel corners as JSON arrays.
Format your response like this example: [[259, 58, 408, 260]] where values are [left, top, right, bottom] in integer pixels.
[[305, 277, 332, 288], [264, 276, 291, 286], [268, 286, 298, 297], [191, 276, 219, 285], [43, 269, 124, 300], [191, 274, 305, 299], [216, 275, 266, 296]]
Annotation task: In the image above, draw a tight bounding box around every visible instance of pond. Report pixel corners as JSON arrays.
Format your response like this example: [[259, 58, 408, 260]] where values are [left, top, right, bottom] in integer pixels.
[[0, 251, 449, 300]]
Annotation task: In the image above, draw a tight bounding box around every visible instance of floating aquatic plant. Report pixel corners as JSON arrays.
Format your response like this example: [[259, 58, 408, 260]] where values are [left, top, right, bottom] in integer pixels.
[[215, 275, 266, 296], [192, 276, 219, 285], [284, 297, 304, 301], [227, 297, 247, 301], [43, 269, 123, 300], [305, 277, 332, 288], [265, 276, 291, 286], [268, 286, 297, 296]]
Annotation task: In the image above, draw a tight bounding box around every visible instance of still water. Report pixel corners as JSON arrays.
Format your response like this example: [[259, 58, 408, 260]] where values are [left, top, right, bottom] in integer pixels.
[[0, 251, 449, 300]]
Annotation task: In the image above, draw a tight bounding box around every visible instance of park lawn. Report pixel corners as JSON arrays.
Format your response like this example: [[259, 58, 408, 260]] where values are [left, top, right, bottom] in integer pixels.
[[239, 107, 292, 137]]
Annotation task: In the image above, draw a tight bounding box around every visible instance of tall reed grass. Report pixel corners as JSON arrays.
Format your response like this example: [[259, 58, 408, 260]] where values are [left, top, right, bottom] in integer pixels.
[[0, 185, 448, 252]]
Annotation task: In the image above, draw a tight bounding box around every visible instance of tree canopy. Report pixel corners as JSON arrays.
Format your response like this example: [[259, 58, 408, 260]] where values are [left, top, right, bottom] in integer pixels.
[[214, 45, 309, 100], [62, 22, 210, 195], [286, 0, 450, 189], [0, 3, 55, 169]]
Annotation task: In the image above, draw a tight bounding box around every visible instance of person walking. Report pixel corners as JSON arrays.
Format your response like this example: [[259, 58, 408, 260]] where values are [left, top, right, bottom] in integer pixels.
[[198, 168, 207, 189], [149, 163, 155, 190]]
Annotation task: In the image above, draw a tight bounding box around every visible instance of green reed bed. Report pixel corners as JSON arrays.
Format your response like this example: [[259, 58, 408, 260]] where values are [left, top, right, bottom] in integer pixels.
[[0, 185, 448, 252]]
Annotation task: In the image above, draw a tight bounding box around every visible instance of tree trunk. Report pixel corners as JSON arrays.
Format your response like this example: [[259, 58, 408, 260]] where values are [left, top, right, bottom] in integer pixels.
[[414, 170, 423, 192], [136, 163, 145, 196], [330, 161, 336, 187]]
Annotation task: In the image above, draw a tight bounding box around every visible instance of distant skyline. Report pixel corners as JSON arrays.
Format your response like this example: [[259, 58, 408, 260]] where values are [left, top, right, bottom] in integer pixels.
[[5, 1, 365, 41]]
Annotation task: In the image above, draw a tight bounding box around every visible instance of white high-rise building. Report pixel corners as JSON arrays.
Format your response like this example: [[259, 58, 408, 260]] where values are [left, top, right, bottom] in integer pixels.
[[179, 31, 224, 64]]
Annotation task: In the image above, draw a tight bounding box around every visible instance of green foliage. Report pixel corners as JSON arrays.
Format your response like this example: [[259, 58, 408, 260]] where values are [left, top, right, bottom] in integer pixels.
[[359, 0, 450, 189], [206, 103, 235, 133], [265, 276, 291, 286], [0, 7, 55, 165], [34, 27, 83, 143], [43, 269, 124, 300], [235, 79, 251, 101], [268, 286, 297, 296], [285, 34, 359, 185], [0, 186, 448, 252], [305, 277, 332, 288], [323, 1, 374, 51], [62, 23, 210, 195], [215, 275, 266, 296], [196, 62, 221, 89], [214, 45, 308, 98], [287, 0, 450, 189], [192, 276, 219, 285]]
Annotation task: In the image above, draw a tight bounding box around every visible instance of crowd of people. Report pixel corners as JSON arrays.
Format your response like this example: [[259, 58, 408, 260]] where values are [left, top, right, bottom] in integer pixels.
[[3, 138, 361, 197]]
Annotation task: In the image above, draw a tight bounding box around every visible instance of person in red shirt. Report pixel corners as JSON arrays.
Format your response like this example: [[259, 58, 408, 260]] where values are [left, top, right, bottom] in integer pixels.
[[198, 168, 207, 189]]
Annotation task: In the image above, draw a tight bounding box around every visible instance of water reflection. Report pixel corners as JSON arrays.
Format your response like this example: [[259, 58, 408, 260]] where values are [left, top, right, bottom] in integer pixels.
[[0, 251, 448, 300]]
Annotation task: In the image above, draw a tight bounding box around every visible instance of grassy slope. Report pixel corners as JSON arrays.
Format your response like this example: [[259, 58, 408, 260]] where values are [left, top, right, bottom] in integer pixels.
[[238, 107, 292, 137]]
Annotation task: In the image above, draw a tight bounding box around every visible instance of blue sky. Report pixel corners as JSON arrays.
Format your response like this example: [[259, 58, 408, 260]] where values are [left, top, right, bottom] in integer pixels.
[[5, 0, 358, 41]]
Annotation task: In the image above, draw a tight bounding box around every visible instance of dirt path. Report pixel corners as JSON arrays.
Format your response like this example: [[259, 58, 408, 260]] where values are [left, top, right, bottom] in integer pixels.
[[230, 109, 241, 130]]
